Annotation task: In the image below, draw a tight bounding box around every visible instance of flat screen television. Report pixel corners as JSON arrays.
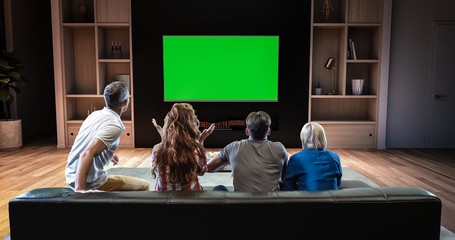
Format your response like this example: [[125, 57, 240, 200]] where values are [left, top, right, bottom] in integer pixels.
[[163, 35, 279, 102]]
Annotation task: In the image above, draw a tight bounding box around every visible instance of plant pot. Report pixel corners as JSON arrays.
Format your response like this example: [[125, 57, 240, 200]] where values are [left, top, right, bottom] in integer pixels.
[[0, 119, 23, 150]]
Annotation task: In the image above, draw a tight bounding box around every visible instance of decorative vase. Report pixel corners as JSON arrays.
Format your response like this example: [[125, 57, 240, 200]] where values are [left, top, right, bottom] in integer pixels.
[[352, 79, 364, 95], [0, 119, 23, 150]]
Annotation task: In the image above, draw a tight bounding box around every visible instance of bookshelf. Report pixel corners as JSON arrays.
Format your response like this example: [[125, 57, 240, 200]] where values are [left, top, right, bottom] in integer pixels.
[[309, 0, 383, 148], [52, 0, 134, 148]]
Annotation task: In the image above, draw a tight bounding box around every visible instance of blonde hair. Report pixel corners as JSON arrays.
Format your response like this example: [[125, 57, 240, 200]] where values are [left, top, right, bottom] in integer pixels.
[[300, 122, 327, 149]]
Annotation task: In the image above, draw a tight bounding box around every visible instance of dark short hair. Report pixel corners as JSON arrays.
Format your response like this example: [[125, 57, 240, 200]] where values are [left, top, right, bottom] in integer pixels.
[[104, 81, 129, 108], [246, 111, 271, 140]]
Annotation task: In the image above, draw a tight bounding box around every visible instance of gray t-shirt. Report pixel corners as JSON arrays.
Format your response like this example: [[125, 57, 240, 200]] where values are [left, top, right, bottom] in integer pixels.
[[218, 139, 287, 191], [65, 107, 125, 190]]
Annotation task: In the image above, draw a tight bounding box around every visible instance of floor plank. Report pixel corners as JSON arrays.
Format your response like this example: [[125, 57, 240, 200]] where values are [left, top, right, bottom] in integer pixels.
[[0, 139, 454, 238]]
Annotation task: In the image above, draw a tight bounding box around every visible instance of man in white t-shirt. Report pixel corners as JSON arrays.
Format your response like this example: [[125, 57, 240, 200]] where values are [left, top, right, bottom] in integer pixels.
[[65, 81, 150, 192]]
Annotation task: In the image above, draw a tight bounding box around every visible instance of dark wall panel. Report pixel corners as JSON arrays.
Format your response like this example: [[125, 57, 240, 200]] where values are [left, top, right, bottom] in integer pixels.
[[132, 0, 310, 147]]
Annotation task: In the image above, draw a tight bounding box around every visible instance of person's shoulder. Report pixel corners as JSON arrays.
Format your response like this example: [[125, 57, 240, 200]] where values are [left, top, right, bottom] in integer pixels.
[[222, 139, 245, 152], [101, 110, 124, 128], [103, 110, 122, 122], [226, 139, 246, 147], [326, 150, 340, 160], [82, 109, 102, 123], [263, 140, 288, 157], [290, 150, 306, 159], [87, 109, 119, 124], [290, 149, 319, 162], [287, 150, 307, 167], [266, 140, 286, 150]]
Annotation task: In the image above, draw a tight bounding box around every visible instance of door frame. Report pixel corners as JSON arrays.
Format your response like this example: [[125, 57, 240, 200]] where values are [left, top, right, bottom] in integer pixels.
[[427, 21, 455, 147]]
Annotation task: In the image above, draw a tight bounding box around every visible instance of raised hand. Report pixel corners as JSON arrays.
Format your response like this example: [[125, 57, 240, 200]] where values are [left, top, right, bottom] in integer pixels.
[[152, 118, 163, 137], [199, 123, 215, 145]]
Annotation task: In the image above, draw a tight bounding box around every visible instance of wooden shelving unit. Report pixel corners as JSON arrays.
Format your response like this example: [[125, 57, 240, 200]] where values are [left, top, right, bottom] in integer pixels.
[[52, 0, 134, 148], [309, 0, 383, 148]]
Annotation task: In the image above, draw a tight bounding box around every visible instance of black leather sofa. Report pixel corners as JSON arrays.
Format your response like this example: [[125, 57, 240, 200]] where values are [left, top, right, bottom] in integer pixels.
[[9, 181, 441, 240]]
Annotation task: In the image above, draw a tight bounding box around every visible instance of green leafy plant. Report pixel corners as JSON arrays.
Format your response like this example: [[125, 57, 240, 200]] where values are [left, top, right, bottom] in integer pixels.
[[0, 50, 26, 119]]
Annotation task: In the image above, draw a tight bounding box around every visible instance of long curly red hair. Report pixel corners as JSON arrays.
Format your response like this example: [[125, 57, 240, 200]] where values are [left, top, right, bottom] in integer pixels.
[[152, 103, 206, 184]]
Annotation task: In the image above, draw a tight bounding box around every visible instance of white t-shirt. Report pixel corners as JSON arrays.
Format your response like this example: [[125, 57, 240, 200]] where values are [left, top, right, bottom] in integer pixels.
[[65, 107, 125, 190]]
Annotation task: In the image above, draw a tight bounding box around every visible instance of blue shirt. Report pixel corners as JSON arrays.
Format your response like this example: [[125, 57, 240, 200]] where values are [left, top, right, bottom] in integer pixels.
[[282, 148, 342, 191]]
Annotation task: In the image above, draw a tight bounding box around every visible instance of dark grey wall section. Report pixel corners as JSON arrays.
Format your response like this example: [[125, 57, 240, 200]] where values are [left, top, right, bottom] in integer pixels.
[[10, 0, 56, 141], [387, 0, 455, 148], [132, 0, 311, 148]]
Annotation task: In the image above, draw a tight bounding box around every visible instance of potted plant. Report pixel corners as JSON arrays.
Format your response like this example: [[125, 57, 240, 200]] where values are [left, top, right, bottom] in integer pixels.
[[0, 50, 26, 150]]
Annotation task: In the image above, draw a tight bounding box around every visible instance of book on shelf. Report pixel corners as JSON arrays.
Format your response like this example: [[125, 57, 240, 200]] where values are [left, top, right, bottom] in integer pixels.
[[349, 39, 357, 60], [200, 120, 245, 130]]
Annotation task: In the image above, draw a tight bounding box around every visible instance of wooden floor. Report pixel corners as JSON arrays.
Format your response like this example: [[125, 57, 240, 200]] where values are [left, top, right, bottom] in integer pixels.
[[1, 138, 454, 238]]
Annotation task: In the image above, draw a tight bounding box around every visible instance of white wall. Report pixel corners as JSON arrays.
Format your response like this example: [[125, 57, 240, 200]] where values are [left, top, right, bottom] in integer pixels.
[[386, 0, 455, 148]]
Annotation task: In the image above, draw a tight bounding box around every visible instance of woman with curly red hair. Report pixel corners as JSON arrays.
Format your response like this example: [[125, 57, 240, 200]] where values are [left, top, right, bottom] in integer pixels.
[[151, 103, 215, 191]]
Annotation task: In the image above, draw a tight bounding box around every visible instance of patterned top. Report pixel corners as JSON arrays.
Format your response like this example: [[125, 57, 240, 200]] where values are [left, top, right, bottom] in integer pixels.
[[152, 147, 207, 191]]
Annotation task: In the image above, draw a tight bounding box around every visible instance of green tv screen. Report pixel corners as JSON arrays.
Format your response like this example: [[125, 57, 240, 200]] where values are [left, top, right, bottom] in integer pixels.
[[163, 36, 279, 102]]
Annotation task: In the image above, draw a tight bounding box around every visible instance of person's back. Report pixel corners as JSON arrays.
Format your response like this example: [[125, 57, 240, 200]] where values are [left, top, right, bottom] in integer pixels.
[[283, 148, 341, 191], [282, 122, 342, 191], [65, 107, 123, 190], [65, 81, 150, 192], [208, 111, 287, 191], [218, 138, 286, 191], [151, 103, 215, 191]]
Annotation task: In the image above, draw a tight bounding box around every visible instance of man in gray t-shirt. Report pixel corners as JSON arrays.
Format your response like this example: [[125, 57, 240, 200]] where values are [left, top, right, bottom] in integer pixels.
[[207, 111, 287, 191]]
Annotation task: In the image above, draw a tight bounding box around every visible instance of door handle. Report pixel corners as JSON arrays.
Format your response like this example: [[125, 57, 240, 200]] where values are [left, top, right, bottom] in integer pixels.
[[435, 94, 448, 99]]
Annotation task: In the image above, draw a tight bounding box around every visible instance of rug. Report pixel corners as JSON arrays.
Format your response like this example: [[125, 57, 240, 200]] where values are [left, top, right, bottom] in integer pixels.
[[107, 166, 378, 189]]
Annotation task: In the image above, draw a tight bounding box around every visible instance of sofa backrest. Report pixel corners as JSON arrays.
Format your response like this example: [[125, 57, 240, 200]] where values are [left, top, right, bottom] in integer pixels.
[[9, 187, 441, 240]]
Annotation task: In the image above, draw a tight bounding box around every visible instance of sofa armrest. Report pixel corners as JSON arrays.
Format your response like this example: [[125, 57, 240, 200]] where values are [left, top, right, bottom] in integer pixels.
[[11, 187, 74, 200]]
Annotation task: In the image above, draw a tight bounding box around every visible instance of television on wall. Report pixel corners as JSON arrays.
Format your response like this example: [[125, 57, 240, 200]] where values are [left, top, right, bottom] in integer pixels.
[[163, 35, 279, 102]]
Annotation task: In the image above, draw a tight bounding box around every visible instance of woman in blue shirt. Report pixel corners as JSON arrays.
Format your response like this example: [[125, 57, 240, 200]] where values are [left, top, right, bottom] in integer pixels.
[[282, 122, 342, 191]]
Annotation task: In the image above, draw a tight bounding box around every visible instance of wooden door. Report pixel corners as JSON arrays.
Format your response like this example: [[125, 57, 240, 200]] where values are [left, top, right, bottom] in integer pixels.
[[428, 23, 455, 147]]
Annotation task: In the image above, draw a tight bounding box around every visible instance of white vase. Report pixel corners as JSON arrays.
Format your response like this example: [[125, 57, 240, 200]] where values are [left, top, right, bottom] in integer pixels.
[[352, 79, 364, 95]]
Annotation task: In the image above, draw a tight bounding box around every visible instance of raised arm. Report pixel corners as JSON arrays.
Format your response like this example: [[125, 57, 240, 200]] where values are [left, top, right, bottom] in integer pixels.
[[207, 154, 228, 172]]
